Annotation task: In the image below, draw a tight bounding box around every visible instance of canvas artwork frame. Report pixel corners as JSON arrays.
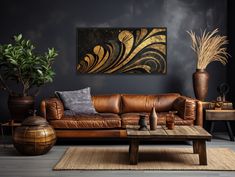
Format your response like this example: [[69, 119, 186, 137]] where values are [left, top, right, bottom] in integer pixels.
[[76, 27, 167, 74]]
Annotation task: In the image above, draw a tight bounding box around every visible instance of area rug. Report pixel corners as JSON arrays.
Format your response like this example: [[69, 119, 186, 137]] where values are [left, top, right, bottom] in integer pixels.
[[53, 146, 235, 171]]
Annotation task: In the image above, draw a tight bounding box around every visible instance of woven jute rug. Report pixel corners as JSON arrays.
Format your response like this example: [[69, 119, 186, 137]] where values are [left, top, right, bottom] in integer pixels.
[[53, 146, 235, 171]]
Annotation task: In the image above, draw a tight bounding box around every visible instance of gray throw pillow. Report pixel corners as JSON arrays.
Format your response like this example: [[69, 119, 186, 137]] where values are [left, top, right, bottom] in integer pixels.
[[55, 87, 97, 115], [64, 110, 77, 116]]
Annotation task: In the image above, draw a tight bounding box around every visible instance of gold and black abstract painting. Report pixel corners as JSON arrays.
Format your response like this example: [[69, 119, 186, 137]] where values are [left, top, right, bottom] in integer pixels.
[[77, 28, 167, 74]]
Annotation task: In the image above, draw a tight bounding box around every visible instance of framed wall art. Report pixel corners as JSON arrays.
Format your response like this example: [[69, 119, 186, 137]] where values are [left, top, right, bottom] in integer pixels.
[[77, 27, 167, 74]]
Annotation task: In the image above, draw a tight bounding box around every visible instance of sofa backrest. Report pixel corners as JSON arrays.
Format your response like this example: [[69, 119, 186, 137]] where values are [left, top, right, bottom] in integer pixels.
[[91, 93, 180, 114], [121, 93, 180, 113], [92, 94, 121, 114]]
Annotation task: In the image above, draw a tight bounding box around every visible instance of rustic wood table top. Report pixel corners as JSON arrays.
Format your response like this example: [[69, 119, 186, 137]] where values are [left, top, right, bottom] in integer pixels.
[[126, 125, 211, 140]]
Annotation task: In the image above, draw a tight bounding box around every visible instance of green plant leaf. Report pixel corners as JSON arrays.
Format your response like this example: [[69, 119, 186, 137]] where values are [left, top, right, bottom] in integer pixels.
[[0, 34, 58, 96], [14, 34, 22, 42]]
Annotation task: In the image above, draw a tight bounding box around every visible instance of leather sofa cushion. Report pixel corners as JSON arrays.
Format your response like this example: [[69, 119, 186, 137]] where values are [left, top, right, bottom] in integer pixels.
[[46, 98, 64, 120], [49, 113, 121, 129], [121, 112, 193, 128], [172, 96, 196, 120], [92, 94, 121, 114], [121, 113, 149, 128], [158, 112, 194, 125], [121, 93, 180, 113]]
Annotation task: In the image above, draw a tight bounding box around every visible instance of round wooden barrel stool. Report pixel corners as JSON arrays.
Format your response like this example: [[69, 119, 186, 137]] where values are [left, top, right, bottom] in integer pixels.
[[13, 115, 56, 155]]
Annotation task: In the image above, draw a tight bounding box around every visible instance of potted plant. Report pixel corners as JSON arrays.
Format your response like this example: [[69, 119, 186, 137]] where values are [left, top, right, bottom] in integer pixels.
[[0, 34, 58, 122], [187, 29, 229, 101]]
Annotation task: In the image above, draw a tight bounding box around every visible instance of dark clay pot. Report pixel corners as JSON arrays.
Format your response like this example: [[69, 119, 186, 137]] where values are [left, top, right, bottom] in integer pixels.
[[193, 69, 209, 101], [8, 96, 35, 122]]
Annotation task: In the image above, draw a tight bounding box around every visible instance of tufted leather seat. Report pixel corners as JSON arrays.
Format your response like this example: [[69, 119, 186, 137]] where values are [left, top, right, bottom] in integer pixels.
[[50, 113, 121, 129]]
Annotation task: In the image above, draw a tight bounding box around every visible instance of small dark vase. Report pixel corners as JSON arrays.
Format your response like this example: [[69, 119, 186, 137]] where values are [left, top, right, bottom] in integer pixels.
[[138, 114, 148, 131], [8, 96, 35, 122], [150, 107, 158, 130], [193, 69, 209, 101]]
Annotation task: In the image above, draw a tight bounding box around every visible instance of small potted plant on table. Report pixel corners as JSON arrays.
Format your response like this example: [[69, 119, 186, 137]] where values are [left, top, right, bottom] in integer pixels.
[[0, 34, 58, 122]]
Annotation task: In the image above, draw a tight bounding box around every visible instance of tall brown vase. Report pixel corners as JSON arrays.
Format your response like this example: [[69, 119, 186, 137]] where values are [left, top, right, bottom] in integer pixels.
[[193, 69, 209, 101], [150, 107, 158, 130]]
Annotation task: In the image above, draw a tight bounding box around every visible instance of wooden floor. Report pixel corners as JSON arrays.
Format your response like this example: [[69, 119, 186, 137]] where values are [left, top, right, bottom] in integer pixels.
[[0, 133, 235, 177]]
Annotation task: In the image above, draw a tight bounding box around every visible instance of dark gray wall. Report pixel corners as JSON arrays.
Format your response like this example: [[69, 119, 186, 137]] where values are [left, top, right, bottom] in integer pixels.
[[0, 0, 228, 119], [228, 0, 235, 105], [227, 0, 235, 133]]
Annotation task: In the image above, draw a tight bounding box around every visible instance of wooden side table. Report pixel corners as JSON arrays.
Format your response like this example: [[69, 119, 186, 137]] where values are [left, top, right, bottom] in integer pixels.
[[205, 109, 235, 141], [0, 120, 21, 146]]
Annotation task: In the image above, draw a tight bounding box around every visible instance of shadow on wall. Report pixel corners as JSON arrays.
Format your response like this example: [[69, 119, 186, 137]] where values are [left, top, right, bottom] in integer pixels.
[[162, 75, 184, 94]]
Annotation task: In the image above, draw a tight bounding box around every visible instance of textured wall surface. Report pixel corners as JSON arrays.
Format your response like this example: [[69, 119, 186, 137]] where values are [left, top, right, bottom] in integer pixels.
[[228, 0, 235, 104], [0, 0, 227, 119]]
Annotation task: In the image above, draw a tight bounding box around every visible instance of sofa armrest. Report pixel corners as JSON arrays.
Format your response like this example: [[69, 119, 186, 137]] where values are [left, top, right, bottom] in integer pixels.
[[173, 96, 203, 126], [195, 101, 203, 127], [40, 97, 64, 120], [40, 100, 47, 118]]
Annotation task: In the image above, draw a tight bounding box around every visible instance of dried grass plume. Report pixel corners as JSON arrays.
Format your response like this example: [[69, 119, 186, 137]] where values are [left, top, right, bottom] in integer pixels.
[[187, 29, 229, 69]]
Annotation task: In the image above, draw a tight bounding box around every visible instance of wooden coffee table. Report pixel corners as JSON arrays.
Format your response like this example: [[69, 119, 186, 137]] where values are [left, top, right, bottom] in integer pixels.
[[127, 126, 212, 165]]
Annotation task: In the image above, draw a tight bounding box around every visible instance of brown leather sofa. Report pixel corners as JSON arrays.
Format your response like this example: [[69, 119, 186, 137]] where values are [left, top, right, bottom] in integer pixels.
[[40, 93, 203, 138]]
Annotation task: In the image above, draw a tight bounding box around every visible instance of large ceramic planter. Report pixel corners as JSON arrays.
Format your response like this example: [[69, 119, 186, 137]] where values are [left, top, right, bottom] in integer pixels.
[[193, 69, 209, 101], [8, 96, 35, 122]]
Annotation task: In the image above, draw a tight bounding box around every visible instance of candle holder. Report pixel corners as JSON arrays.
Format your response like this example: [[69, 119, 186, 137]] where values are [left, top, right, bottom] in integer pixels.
[[166, 111, 177, 130]]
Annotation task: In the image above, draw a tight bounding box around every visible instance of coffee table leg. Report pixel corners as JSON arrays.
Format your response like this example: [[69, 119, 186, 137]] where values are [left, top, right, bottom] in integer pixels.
[[197, 140, 207, 165], [193, 140, 199, 154], [129, 139, 139, 165]]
